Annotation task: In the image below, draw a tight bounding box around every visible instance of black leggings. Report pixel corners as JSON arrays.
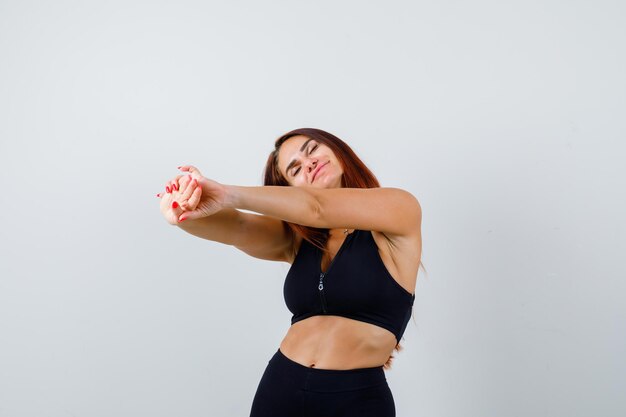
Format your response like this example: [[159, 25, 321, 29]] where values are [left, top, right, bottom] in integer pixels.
[[249, 348, 395, 417]]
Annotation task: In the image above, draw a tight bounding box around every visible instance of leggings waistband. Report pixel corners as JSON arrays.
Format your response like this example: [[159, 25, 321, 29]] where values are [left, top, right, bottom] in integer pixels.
[[268, 348, 387, 393]]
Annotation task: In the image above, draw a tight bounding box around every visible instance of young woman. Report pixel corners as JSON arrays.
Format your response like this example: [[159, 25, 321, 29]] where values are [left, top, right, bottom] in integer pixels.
[[157, 128, 423, 417]]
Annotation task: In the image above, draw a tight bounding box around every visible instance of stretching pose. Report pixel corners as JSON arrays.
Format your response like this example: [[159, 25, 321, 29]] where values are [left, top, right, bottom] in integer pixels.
[[157, 128, 423, 417]]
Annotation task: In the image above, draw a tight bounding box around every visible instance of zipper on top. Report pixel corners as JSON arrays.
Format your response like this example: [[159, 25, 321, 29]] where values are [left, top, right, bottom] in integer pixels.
[[317, 230, 355, 314], [318, 272, 328, 313]]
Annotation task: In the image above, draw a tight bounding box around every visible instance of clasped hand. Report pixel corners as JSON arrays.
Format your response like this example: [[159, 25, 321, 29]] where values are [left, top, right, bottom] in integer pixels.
[[157, 165, 227, 225]]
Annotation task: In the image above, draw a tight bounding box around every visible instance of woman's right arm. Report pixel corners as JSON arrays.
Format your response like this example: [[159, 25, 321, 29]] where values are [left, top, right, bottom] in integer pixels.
[[159, 172, 294, 263], [176, 209, 294, 262]]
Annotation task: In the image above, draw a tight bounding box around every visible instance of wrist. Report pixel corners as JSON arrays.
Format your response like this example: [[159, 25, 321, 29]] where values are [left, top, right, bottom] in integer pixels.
[[222, 184, 239, 209]]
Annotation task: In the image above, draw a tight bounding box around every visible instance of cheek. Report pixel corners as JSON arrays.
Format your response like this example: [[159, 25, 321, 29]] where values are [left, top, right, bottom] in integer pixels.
[[283, 174, 298, 186]]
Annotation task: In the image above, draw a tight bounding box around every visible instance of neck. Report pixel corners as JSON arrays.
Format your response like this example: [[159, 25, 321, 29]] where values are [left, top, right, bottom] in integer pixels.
[[330, 228, 351, 236]]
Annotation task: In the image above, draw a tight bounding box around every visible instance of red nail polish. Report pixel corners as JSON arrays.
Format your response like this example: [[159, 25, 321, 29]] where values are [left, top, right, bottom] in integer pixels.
[[172, 201, 179, 209], [179, 217, 186, 222], [174, 183, 179, 191], [166, 186, 171, 193]]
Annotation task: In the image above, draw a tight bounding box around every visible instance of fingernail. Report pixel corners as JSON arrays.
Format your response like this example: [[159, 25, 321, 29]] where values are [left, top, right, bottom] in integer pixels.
[[179, 217, 186, 222], [172, 201, 179, 209], [166, 186, 171, 193], [173, 183, 179, 191], [177, 166, 182, 169], [156, 193, 161, 197]]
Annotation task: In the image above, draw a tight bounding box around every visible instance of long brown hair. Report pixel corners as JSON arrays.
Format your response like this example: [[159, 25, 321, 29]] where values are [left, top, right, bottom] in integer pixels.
[[263, 127, 423, 369]]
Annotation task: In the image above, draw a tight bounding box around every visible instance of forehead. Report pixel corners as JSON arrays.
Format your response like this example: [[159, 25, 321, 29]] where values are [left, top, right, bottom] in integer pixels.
[[277, 135, 312, 170]]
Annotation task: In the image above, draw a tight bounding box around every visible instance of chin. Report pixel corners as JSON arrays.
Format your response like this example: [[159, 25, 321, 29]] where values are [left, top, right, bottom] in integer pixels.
[[323, 177, 342, 189], [313, 168, 342, 188]]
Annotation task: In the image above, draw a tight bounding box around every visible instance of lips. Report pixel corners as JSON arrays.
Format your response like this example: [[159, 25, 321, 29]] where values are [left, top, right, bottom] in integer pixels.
[[312, 162, 328, 183]]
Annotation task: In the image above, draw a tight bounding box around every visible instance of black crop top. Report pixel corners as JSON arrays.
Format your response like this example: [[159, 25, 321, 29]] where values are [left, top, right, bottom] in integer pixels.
[[283, 229, 415, 344]]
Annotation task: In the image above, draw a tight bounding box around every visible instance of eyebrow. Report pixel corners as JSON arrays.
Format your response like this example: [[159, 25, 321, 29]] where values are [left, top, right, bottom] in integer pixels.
[[284, 138, 314, 176]]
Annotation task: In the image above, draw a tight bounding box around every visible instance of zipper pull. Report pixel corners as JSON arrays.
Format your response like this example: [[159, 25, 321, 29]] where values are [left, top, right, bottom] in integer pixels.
[[318, 272, 324, 290]]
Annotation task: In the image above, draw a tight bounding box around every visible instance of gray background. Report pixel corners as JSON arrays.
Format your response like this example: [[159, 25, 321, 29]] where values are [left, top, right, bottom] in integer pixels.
[[1, 0, 624, 416]]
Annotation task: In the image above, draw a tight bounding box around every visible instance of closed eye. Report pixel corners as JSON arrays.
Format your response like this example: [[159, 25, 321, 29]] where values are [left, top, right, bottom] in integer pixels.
[[291, 143, 318, 176], [291, 142, 317, 177]]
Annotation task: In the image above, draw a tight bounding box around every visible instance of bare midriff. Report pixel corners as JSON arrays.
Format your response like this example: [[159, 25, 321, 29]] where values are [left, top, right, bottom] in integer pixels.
[[278, 315, 398, 370]]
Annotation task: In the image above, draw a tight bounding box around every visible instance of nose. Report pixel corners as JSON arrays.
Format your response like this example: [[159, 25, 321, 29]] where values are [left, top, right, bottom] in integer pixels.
[[305, 157, 318, 173]]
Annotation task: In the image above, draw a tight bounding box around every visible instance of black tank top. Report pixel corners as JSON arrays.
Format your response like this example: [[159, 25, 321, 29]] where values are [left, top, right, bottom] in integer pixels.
[[283, 229, 415, 344]]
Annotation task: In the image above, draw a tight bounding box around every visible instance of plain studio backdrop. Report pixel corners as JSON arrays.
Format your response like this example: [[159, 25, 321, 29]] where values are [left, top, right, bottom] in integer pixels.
[[0, 1, 624, 416]]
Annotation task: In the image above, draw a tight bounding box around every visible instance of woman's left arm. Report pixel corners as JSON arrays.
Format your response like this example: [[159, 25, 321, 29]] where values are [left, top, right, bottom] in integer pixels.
[[224, 185, 421, 237]]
